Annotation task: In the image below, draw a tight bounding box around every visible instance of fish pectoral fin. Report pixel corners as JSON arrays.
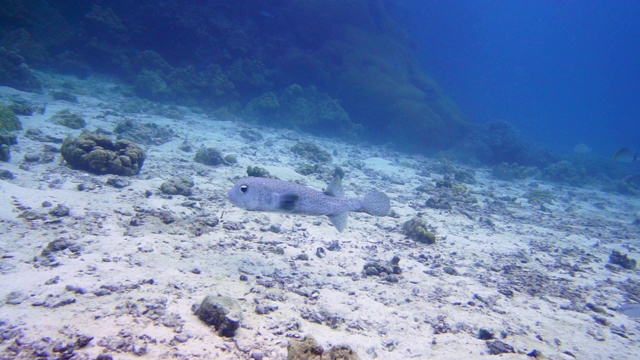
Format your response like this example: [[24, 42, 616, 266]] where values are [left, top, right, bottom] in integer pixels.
[[328, 212, 348, 232], [277, 193, 299, 211]]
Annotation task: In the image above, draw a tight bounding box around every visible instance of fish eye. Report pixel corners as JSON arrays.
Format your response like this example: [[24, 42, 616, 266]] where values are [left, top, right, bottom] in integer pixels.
[[240, 185, 248, 193]]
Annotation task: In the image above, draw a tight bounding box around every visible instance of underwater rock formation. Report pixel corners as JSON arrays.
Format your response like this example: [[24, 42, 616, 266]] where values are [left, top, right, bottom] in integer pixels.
[[291, 142, 332, 163], [114, 120, 174, 146], [194, 295, 242, 338], [609, 250, 637, 270], [194, 147, 230, 166], [0, 106, 21, 162], [0, 47, 41, 92], [453, 121, 558, 167], [160, 176, 194, 196], [49, 109, 85, 129], [403, 217, 437, 244], [287, 335, 360, 360], [246, 84, 360, 136], [60, 132, 146, 176], [0, 0, 469, 151], [246, 165, 270, 178], [0, 105, 22, 132]]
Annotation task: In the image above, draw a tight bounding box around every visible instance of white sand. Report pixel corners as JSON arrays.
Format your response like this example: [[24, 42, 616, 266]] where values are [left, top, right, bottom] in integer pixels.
[[0, 74, 639, 359]]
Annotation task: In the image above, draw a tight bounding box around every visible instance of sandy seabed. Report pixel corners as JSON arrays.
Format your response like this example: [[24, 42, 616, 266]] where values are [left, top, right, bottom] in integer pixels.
[[0, 74, 639, 360]]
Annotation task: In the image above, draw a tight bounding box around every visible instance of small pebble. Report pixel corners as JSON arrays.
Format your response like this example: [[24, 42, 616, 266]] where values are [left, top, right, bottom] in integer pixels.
[[174, 335, 188, 343]]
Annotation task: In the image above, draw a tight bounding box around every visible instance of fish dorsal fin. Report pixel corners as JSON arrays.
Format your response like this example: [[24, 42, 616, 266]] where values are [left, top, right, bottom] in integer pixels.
[[328, 212, 348, 232], [277, 193, 299, 210], [324, 176, 344, 198]]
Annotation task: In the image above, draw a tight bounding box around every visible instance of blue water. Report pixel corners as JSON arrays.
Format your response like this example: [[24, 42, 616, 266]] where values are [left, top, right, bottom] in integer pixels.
[[402, 0, 640, 157]]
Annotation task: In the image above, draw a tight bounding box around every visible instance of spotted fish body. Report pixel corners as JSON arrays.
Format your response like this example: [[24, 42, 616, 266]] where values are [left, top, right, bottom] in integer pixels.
[[227, 177, 390, 232]]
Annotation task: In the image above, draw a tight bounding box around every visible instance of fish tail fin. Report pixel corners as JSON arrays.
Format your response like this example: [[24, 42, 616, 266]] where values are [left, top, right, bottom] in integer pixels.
[[360, 191, 390, 216], [328, 212, 348, 232]]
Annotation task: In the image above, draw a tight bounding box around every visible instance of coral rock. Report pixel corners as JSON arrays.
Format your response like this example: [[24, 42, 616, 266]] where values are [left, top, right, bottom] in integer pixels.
[[61, 132, 146, 176]]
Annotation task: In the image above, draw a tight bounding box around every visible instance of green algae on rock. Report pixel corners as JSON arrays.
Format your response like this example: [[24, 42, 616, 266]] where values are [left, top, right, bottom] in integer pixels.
[[291, 142, 332, 163], [0, 105, 22, 132], [49, 109, 86, 129], [246, 165, 270, 178], [194, 147, 230, 166], [403, 216, 436, 245]]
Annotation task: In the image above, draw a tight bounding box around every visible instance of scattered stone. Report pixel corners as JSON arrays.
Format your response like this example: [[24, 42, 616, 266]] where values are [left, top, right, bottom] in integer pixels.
[[174, 334, 188, 343], [152, 209, 175, 224], [0, 105, 22, 132], [194, 147, 230, 166], [76, 335, 94, 348], [288, 335, 360, 360], [363, 255, 402, 280], [291, 142, 332, 163], [50, 91, 78, 103], [49, 204, 70, 217], [194, 295, 243, 337], [425, 196, 452, 210], [295, 163, 324, 176], [179, 139, 193, 152], [327, 345, 360, 360], [269, 246, 285, 255], [316, 247, 326, 258], [23, 153, 40, 162], [24, 128, 64, 143], [114, 120, 174, 146], [61, 132, 146, 176], [45, 276, 60, 285], [296, 253, 309, 261], [240, 129, 263, 142], [160, 176, 194, 196], [486, 340, 515, 355], [0, 143, 10, 162], [18, 210, 43, 221], [5, 291, 26, 305], [49, 109, 86, 129], [66, 285, 87, 295], [77, 178, 102, 191], [453, 169, 476, 184], [478, 328, 495, 340], [403, 217, 436, 244], [326, 240, 341, 251], [287, 335, 325, 359], [255, 304, 278, 315], [608, 250, 637, 270], [247, 165, 270, 178], [36, 238, 83, 267], [0, 169, 14, 179], [443, 266, 458, 276], [106, 176, 131, 188], [527, 349, 541, 357]]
